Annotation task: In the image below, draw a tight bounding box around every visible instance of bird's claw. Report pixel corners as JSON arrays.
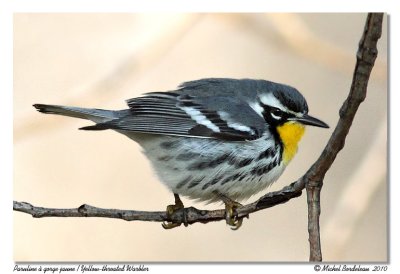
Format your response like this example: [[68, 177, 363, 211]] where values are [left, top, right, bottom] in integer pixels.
[[212, 191, 245, 230], [162, 194, 186, 229], [162, 220, 182, 229], [224, 200, 244, 230]]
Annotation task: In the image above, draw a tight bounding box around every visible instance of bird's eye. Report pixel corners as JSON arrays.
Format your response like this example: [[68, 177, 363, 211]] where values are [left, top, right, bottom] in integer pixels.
[[271, 108, 283, 120]]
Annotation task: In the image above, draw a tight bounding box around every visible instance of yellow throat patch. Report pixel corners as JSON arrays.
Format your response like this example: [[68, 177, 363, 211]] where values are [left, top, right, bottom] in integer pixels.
[[276, 122, 305, 165]]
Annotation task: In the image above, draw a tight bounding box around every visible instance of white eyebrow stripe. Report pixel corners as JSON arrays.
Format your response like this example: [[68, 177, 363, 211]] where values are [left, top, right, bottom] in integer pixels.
[[258, 93, 301, 116], [259, 93, 286, 110]]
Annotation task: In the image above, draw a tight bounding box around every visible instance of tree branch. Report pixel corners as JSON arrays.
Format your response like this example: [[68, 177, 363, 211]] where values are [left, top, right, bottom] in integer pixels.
[[13, 13, 383, 261], [304, 13, 383, 261], [13, 181, 302, 225]]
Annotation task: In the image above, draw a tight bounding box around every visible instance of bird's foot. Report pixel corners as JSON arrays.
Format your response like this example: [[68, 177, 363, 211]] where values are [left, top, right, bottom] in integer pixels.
[[224, 200, 243, 230], [214, 192, 244, 230], [162, 194, 187, 229]]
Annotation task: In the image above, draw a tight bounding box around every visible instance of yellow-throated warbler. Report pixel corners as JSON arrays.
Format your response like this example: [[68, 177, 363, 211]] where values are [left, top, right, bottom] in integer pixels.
[[34, 78, 329, 229]]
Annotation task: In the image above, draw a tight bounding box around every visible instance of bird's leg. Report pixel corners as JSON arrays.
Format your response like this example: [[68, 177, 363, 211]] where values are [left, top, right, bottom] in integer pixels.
[[214, 191, 244, 230], [162, 193, 186, 229]]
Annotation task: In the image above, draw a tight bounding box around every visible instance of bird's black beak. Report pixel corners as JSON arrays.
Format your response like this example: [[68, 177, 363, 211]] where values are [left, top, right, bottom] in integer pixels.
[[290, 114, 329, 128]]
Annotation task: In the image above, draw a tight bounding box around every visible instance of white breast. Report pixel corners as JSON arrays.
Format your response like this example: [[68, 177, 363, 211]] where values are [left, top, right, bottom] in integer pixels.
[[124, 132, 285, 203]]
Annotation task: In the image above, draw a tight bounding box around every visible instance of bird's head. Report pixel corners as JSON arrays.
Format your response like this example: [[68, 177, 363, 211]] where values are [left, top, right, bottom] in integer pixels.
[[251, 82, 329, 163]]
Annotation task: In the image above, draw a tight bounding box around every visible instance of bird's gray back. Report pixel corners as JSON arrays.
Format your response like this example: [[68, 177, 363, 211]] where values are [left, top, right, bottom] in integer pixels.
[[176, 78, 308, 113]]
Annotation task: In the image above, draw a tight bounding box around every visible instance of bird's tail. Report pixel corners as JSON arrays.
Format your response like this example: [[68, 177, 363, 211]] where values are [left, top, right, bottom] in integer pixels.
[[33, 104, 119, 124]]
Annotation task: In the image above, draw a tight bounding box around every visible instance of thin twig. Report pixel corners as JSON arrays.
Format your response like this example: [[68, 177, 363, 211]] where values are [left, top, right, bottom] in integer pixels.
[[304, 13, 383, 261], [13, 181, 302, 225], [13, 13, 383, 262]]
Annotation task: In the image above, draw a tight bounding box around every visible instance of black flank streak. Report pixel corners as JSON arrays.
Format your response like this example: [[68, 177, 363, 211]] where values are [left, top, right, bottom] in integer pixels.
[[202, 175, 223, 190], [220, 173, 241, 186], [158, 155, 173, 161], [232, 173, 241, 181], [188, 182, 199, 189], [257, 166, 266, 176], [273, 158, 280, 167], [257, 147, 275, 161], [192, 177, 205, 184], [228, 156, 253, 168], [188, 154, 231, 170], [238, 174, 247, 181], [221, 177, 232, 185], [228, 157, 237, 166], [251, 161, 278, 176], [176, 152, 197, 161], [160, 141, 179, 149], [187, 176, 205, 189], [274, 145, 282, 164], [208, 154, 230, 168], [236, 158, 253, 168], [210, 175, 223, 185], [176, 176, 192, 189], [188, 161, 209, 171]]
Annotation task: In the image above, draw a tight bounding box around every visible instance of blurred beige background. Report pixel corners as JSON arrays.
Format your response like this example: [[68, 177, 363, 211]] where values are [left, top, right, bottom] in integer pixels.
[[13, 13, 387, 262]]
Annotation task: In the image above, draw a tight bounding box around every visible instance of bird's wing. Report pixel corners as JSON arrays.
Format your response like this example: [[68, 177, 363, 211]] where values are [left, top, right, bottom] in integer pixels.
[[82, 92, 266, 141]]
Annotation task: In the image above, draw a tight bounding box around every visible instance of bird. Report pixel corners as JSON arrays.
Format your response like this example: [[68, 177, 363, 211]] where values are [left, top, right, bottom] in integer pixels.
[[33, 78, 329, 230]]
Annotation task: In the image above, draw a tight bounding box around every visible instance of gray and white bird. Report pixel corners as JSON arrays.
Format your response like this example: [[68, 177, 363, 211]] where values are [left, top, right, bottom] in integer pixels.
[[34, 78, 329, 229]]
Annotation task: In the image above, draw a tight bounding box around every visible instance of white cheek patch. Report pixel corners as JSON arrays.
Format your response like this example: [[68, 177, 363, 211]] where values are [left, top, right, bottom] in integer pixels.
[[180, 106, 221, 133]]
